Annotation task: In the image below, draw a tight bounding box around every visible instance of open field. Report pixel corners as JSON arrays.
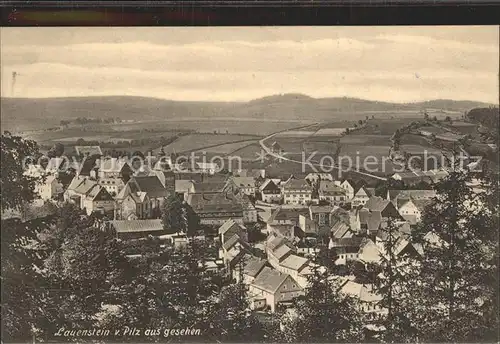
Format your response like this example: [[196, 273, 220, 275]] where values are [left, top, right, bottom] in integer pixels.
[[401, 144, 443, 155], [274, 130, 316, 138], [192, 141, 258, 155], [419, 126, 449, 134], [339, 134, 392, 146], [320, 120, 358, 128], [352, 117, 423, 135], [229, 143, 263, 161], [400, 134, 434, 148], [313, 128, 347, 136], [160, 134, 258, 154]]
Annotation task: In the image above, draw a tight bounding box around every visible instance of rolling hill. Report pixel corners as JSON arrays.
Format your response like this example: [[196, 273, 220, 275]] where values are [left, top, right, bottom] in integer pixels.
[[1, 94, 496, 132]]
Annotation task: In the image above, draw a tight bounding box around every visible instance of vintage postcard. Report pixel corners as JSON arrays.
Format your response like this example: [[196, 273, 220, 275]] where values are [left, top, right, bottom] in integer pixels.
[[1, 26, 499, 343]]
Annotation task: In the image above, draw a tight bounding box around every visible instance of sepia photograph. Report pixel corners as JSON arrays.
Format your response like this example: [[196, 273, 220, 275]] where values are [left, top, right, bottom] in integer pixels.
[[1, 26, 499, 343]]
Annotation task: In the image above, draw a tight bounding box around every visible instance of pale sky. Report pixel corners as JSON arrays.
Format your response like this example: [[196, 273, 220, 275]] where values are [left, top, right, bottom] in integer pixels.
[[1, 26, 498, 103]]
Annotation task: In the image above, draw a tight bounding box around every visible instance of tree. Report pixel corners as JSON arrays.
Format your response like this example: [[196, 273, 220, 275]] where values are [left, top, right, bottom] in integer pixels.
[[401, 167, 499, 342], [161, 195, 200, 236], [47, 143, 64, 158], [279, 263, 364, 342], [1, 133, 42, 211], [206, 257, 265, 342], [56, 167, 76, 189], [374, 218, 416, 342]]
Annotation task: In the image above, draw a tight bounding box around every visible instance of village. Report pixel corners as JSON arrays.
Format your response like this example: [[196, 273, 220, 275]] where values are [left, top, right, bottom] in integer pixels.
[[12, 140, 461, 328]]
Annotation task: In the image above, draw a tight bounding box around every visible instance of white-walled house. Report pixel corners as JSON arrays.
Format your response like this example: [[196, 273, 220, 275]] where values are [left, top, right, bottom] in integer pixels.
[[318, 181, 347, 204], [397, 199, 432, 224], [351, 186, 375, 208], [260, 179, 282, 203], [231, 176, 256, 197], [282, 179, 312, 205], [339, 180, 356, 200], [248, 267, 303, 312]]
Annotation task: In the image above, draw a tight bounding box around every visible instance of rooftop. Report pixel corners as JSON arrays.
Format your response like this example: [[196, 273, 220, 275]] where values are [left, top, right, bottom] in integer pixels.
[[110, 219, 164, 233], [252, 267, 291, 294], [75, 145, 103, 156], [280, 254, 309, 271], [218, 219, 245, 236], [132, 176, 171, 198], [241, 255, 268, 278], [282, 179, 312, 191], [231, 176, 256, 188], [365, 196, 391, 212], [187, 193, 244, 214]]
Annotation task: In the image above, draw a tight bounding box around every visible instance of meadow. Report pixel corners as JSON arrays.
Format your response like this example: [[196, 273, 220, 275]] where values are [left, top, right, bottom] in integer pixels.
[[159, 134, 258, 154]]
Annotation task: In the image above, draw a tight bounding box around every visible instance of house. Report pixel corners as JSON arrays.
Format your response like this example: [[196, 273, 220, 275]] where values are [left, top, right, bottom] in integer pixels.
[[114, 183, 151, 220], [235, 168, 266, 179], [330, 220, 356, 240], [267, 236, 294, 266], [318, 181, 347, 204], [219, 233, 252, 268], [187, 192, 244, 226], [65, 176, 113, 215], [232, 254, 268, 284], [358, 209, 384, 234], [195, 162, 219, 175], [268, 206, 310, 229], [266, 235, 312, 289], [175, 180, 195, 201], [218, 219, 248, 244], [97, 158, 133, 181], [81, 185, 115, 216], [231, 176, 256, 197], [282, 179, 313, 205], [270, 141, 284, 154], [330, 237, 364, 265], [98, 177, 125, 196], [126, 175, 174, 216], [151, 169, 176, 192], [188, 178, 235, 195], [75, 145, 103, 157], [33, 174, 63, 201], [390, 171, 434, 185], [236, 193, 258, 224], [338, 179, 356, 200], [357, 238, 382, 264], [260, 179, 282, 203], [339, 281, 385, 319], [309, 205, 336, 227], [387, 189, 436, 203], [109, 219, 168, 240], [275, 254, 311, 288], [248, 267, 303, 312], [267, 223, 296, 239], [351, 186, 375, 208], [397, 199, 432, 224], [296, 238, 320, 257], [364, 196, 403, 219], [305, 173, 333, 184]]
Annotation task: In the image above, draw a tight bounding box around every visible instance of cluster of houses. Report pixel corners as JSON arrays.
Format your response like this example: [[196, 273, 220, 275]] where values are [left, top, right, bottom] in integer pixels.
[[19, 148, 452, 320]]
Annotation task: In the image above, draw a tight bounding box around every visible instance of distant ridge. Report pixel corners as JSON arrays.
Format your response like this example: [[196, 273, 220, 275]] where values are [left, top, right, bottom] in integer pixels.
[[1, 94, 496, 132]]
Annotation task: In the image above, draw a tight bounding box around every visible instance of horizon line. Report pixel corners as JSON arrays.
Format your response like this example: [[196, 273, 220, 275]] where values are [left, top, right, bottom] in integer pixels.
[[1, 94, 498, 106]]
